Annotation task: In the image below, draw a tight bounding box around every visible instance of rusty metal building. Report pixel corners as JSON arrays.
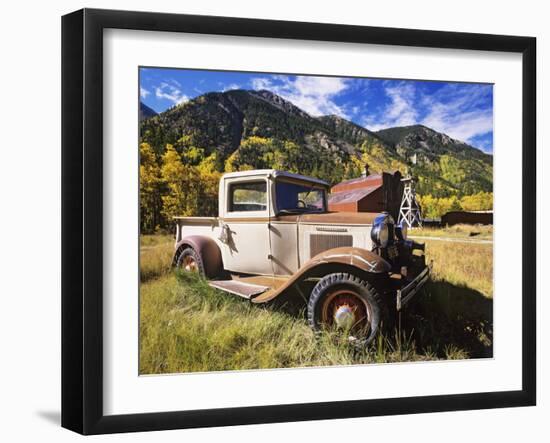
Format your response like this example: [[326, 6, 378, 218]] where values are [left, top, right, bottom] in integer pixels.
[[328, 170, 404, 220]]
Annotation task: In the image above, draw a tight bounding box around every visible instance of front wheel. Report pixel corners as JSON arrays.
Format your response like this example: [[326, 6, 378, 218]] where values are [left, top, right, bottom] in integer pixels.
[[307, 273, 386, 347]]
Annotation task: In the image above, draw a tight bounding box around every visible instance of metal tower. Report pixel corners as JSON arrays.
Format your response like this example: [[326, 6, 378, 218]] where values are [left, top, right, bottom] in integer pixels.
[[398, 176, 423, 228]]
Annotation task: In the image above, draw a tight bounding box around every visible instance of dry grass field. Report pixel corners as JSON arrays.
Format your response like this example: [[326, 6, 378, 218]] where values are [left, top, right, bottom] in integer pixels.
[[410, 224, 493, 241], [139, 225, 493, 374], [139, 234, 173, 282]]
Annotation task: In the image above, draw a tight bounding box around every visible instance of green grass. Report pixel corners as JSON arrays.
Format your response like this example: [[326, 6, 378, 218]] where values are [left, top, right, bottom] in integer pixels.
[[139, 227, 493, 374], [140, 234, 173, 282], [140, 272, 449, 374]]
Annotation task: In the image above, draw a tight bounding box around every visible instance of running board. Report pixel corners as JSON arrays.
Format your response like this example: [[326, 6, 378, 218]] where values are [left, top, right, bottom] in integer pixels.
[[208, 280, 269, 299]]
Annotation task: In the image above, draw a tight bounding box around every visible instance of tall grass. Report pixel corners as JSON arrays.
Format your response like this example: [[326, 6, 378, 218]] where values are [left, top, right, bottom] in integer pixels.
[[140, 234, 173, 282], [140, 272, 449, 374], [411, 224, 493, 240], [424, 240, 493, 298], [139, 227, 493, 374]]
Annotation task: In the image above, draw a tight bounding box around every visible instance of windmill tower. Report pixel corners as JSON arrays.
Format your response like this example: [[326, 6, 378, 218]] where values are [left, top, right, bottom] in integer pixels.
[[398, 175, 423, 228]]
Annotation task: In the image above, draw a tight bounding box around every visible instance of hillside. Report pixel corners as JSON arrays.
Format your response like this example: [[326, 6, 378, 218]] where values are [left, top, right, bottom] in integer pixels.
[[376, 124, 491, 163], [139, 102, 157, 120], [376, 125, 493, 195], [139, 89, 492, 197]]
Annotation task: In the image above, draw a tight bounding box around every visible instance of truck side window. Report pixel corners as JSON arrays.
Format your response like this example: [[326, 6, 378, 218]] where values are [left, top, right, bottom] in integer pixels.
[[229, 181, 267, 212]]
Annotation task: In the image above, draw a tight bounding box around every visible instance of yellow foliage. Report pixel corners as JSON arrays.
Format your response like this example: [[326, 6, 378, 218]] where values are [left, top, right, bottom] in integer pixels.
[[418, 192, 493, 219], [139, 143, 163, 233], [161, 144, 200, 220], [460, 192, 493, 212]]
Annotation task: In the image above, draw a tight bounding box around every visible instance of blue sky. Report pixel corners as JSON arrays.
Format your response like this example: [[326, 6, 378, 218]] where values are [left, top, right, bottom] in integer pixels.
[[140, 67, 494, 153]]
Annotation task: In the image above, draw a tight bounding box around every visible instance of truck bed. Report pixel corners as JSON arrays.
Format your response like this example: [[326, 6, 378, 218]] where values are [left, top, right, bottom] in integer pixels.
[[174, 217, 221, 245], [173, 216, 219, 225]]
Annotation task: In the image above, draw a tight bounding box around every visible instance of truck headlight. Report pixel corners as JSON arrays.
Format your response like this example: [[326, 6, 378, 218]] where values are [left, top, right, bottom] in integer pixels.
[[371, 222, 389, 247]]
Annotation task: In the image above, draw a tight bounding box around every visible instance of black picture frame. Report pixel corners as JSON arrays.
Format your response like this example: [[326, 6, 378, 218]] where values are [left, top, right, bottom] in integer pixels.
[[61, 8, 536, 435]]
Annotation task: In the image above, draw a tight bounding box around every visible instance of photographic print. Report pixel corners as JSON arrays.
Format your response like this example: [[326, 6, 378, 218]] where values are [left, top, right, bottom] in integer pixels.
[[138, 67, 493, 375]]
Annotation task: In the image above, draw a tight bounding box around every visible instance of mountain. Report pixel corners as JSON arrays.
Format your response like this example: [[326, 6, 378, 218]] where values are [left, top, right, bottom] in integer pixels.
[[317, 114, 383, 145], [139, 102, 157, 120], [142, 90, 353, 154], [376, 125, 493, 195], [376, 124, 491, 163], [139, 90, 492, 197]]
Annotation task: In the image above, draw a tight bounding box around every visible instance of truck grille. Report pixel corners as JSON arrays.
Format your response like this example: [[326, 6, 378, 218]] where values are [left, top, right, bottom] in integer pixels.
[[310, 234, 353, 258]]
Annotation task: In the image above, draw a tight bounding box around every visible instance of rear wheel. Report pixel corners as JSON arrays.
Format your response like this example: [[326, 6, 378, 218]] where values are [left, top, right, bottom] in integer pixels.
[[175, 247, 205, 276], [307, 273, 386, 347]]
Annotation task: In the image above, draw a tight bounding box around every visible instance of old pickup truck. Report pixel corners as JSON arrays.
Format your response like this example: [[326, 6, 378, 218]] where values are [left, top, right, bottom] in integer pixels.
[[173, 169, 429, 346]]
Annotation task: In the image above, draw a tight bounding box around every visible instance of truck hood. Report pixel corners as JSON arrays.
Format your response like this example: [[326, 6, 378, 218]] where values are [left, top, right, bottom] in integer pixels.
[[276, 211, 379, 226]]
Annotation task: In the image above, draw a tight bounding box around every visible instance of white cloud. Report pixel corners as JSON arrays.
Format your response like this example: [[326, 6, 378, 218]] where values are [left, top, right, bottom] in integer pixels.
[[422, 109, 493, 143], [251, 77, 272, 91], [362, 82, 418, 131], [362, 82, 493, 148], [155, 82, 188, 105], [420, 84, 493, 144], [222, 83, 241, 92], [251, 77, 272, 90], [140, 87, 150, 99], [293, 76, 349, 97], [250, 75, 350, 118], [349, 78, 371, 94]]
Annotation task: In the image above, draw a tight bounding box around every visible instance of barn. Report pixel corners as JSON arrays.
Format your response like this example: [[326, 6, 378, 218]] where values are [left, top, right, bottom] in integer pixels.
[[328, 170, 404, 220]]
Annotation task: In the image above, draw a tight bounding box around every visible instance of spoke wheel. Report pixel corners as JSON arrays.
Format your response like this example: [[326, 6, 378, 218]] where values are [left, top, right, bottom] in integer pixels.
[[320, 289, 372, 335], [308, 273, 386, 347], [182, 255, 199, 273]]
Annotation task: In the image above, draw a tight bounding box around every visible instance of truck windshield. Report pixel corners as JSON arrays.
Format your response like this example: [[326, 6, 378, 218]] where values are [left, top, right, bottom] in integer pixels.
[[275, 181, 327, 214]]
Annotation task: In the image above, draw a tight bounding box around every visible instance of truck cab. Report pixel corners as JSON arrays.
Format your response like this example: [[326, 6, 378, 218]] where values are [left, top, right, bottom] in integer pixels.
[[219, 169, 332, 275]]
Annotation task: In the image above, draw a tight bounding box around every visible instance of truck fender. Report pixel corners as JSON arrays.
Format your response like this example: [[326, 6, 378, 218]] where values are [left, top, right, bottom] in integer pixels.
[[173, 235, 224, 278], [252, 247, 390, 304], [309, 246, 391, 274]]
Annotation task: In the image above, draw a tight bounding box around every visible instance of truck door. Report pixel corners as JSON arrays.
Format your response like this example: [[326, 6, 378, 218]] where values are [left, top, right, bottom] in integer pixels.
[[220, 179, 273, 275]]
